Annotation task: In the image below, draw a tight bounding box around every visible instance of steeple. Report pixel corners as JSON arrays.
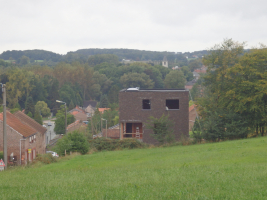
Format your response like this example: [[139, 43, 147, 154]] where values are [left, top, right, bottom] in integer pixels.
[[162, 56, 168, 68]]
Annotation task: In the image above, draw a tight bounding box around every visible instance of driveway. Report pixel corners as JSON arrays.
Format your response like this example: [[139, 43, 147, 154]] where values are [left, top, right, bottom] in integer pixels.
[[43, 120, 57, 145]]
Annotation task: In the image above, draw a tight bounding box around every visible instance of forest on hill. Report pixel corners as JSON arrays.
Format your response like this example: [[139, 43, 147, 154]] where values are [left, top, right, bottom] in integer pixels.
[[0, 52, 200, 119], [0, 48, 207, 67]]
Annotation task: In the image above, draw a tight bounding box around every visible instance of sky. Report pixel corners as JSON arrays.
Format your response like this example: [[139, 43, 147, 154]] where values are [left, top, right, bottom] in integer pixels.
[[1, 0, 267, 55]]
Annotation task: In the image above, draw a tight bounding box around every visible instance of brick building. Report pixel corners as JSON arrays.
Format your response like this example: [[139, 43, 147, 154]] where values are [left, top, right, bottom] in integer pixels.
[[0, 111, 46, 165], [119, 88, 189, 144]]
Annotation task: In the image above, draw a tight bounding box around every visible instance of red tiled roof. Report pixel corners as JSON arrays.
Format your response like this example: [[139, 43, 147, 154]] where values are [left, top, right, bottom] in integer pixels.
[[75, 106, 86, 114], [67, 120, 80, 130], [189, 104, 196, 112], [0, 112, 37, 137], [98, 108, 110, 113], [70, 111, 80, 115], [14, 111, 47, 135]]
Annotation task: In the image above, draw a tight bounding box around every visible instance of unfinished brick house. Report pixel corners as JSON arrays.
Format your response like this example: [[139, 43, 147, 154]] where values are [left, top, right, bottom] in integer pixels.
[[119, 88, 189, 144], [0, 111, 46, 165]]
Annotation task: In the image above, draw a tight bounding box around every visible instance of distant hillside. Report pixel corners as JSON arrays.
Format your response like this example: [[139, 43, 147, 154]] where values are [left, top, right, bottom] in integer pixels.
[[0, 48, 211, 66], [0, 50, 62, 62], [67, 48, 188, 63]]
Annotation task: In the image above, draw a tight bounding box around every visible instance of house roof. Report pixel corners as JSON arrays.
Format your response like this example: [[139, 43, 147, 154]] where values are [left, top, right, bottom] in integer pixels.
[[120, 88, 187, 92], [0, 112, 37, 137], [67, 120, 80, 130], [83, 100, 97, 108], [98, 108, 110, 113], [13, 111, 47, 135], [69, 106, 86, 114], [189, 104, 196, 112]]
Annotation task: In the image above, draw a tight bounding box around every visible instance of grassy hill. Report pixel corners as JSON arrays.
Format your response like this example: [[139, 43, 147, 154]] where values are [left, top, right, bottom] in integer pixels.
[[1, 137, 267, 199]]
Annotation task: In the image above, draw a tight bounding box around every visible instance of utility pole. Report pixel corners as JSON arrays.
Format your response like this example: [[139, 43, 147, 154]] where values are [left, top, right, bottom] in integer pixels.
[[64, 103, 67, 135], [101, 118, 102, 135], [3, 84, 7, 169]]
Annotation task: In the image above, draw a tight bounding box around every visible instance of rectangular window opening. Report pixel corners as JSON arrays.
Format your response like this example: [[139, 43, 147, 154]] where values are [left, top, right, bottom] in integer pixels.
[[126, 123, 132, 133], [166, 99, 179, 110], [142, 99, 151, 109]]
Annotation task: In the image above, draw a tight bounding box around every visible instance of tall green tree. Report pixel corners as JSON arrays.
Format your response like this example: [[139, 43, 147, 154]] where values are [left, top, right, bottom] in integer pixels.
[[164, 70, 186, 89], [25, 96, 35, 116], [146, 114, 174, 144], [108, 85, 120, 104], [35, 101, 51, 117], [34, 109, 43, 125], [54, 106, 75, 135], [120, 72, 154, 89]]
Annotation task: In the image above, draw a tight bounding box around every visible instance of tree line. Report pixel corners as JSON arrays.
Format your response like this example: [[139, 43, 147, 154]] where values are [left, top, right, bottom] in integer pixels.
[[0, 55, 198, 116], [193, 39, 267, 141]]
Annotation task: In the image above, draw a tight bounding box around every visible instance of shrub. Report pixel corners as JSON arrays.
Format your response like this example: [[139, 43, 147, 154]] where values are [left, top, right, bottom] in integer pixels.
[[145, 114, 175, 144], [35, 153, 57, 164], [0, 151, 3, 160], [89, 138, 147, 151], [54, 131, 90, 156]]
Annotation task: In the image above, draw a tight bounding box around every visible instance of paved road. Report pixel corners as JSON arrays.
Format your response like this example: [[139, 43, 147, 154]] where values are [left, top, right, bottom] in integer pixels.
[[43, 120, 57, 145]]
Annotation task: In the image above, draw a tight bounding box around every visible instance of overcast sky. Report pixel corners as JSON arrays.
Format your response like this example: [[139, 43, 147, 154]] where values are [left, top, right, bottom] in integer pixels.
[[1, 0, 267, 55]]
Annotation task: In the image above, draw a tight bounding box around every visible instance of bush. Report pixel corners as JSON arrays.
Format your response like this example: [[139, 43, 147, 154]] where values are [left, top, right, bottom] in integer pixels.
[[0, 151, 3, 160], [90, 138, 147, 151], [54, 131, 90, 156], [35, 153, 57, 164], [145, 114, 175, 144]]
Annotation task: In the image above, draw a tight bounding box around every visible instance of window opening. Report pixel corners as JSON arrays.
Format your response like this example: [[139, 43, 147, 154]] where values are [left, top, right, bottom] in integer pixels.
[[126, 123, 132, 133], [166, 99, 179, 110], [142, 99, 151, 109]]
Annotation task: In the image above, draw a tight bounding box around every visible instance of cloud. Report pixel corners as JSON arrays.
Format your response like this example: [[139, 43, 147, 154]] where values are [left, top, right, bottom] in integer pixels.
[[1, 0, 267, 54]]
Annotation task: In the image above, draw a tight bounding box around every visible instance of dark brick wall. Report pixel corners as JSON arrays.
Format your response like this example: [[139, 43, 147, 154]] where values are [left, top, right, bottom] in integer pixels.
[[119, 90, 189, 144]]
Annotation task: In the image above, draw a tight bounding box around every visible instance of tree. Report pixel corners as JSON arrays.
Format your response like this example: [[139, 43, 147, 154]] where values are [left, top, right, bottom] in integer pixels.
[[19, 56, 30, 65], [27, 112, 33, 118], [120, 72, 154, 89], [196, 39, 267, 139], [69, 100, 75, 111], [99, 94, 109, 108], [6, 68, 31, 108], [188, 58, 202, 72], [108, 85, 120, 104], [25, 96, 35, 116], [181, 66, 194, 81], [164, 70, 186, 89], [34, 109, 43, 125], [54, 131, 89, 156], [146, 114, 174, 144], [54, 106, 75, 134], [35, 101, 50, 117]]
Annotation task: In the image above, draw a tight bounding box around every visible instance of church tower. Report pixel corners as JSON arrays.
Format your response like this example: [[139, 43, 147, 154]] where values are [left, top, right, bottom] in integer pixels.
[[162, 56, 168, 68]]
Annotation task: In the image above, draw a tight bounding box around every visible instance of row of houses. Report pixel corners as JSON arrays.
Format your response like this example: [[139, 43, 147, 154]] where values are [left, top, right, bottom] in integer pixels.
[[0, 88, 198, 166], [0, 111, 46, 165]]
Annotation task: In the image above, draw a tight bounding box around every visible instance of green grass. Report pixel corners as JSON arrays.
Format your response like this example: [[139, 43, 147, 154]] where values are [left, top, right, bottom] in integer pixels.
[[1, 137, 267, 199]]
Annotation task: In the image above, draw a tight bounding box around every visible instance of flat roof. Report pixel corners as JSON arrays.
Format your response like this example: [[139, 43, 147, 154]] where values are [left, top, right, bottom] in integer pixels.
[[120, 88, 187, 92]]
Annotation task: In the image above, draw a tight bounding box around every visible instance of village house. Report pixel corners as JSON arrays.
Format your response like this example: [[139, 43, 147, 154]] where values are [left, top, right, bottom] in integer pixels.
[[0, 111, 46, 165], [83, 100, 97, 117], [119, 88, 189, 144], [69, 105, 87, 121]]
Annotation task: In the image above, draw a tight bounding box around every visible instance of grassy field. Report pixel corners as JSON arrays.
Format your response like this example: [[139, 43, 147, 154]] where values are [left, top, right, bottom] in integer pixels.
[[1, 137, 267, 199]]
